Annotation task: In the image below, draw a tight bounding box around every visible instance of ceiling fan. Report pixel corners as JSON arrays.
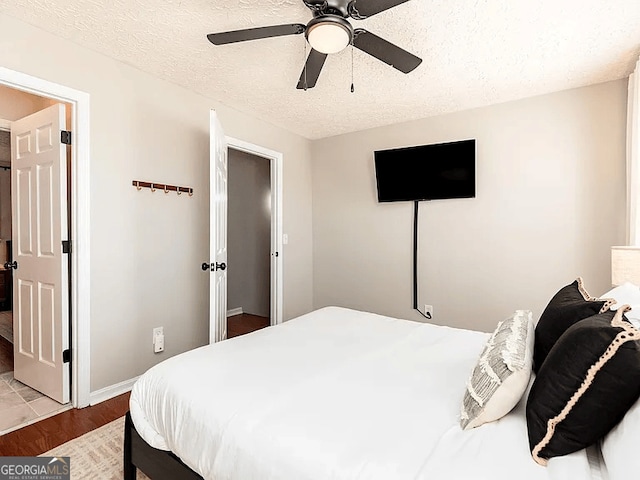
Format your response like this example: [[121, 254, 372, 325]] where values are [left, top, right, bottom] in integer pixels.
[[206, 0, 422, 90]]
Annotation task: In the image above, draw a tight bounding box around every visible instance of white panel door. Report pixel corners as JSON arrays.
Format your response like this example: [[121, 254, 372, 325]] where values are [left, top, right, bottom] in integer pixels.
[[209, 110, 228, 344], [11, 104, 69, 404]]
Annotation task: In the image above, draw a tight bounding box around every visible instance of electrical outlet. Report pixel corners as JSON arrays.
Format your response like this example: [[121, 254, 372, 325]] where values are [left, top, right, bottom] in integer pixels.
[[153, 327, 164, 353], [154, 334, 164, 353], [424, 304, 433, 319], [152, 327, 163, 341]]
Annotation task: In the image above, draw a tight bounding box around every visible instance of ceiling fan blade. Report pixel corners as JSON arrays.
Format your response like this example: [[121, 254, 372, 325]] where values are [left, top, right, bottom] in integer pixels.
[[348, 0, 410, 19], [296, 49, 328, 90], [207, 24, 306, 45], [353, 29, 421, 73]]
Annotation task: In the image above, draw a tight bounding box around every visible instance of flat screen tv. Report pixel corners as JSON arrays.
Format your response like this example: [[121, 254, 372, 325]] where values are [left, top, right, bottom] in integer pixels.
[[374, 139, 476, 202]]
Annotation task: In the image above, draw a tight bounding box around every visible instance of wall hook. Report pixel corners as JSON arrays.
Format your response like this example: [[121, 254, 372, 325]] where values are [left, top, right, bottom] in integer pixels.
[[132, 180, 193, 197]]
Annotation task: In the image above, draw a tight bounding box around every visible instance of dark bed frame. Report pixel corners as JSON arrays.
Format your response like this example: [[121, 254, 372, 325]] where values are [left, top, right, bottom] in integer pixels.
[[124, 411, 203, 480]]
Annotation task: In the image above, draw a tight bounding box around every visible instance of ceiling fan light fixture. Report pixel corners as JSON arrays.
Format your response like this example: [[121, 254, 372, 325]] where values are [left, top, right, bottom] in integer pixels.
[[306, 16, 353, 54]]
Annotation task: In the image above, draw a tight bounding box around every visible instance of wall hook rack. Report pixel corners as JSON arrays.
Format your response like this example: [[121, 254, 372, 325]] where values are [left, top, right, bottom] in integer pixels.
[[132, 180, 193, 196]]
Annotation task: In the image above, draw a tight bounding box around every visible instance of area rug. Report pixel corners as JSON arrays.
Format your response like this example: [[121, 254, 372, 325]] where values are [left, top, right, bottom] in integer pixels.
[[43, 417, 150, 480], [0, 310, 12, 343]]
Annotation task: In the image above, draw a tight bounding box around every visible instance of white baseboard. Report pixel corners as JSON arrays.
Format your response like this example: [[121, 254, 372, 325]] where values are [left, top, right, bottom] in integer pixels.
[[89, 375, 140, 406], [227, 307, 243, 317]]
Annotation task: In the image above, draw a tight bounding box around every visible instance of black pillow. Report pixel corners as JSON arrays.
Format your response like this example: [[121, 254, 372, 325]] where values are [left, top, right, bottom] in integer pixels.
[[533, 278, 613, 372], [526, 307, 640, 465]]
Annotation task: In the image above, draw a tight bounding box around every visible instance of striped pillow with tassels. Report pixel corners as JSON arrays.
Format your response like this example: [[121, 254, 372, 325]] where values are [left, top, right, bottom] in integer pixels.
[[460, 310, 535, 430]]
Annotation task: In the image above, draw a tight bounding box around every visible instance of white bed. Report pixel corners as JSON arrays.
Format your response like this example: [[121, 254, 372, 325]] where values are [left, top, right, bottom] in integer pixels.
[[130, 306, 601, 480]]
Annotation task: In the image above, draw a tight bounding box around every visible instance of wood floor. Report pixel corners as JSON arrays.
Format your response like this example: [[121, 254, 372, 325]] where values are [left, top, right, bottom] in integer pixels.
[[0, 315, 268, 456], [227, 313, 270, 338], [0, 392, 131, 456]]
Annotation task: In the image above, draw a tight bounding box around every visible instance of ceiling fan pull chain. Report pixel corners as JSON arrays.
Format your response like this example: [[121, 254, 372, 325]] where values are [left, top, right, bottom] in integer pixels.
[[304, 39, 308, 91], [350, 42, 355, 93]]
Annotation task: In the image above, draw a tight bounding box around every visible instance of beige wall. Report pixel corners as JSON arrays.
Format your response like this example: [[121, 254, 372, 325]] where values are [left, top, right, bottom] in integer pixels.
[[0, 14, 313, 391], [227, 149, 271, 318], [311, 80, 627, 332], [0, 84, 55, 121]]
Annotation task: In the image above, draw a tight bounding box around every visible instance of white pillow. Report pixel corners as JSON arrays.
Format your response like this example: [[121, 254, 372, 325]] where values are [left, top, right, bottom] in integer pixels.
[[601, 282, 640, 328], [601, 397, 640, 479], [460, 310, 534, 430]]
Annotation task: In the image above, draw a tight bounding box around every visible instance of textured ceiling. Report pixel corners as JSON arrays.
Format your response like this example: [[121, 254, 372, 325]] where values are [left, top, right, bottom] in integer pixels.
[[1, 0, 640, 139]]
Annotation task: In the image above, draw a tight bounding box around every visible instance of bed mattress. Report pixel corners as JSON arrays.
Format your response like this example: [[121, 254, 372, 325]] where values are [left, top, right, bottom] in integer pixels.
[[130, 306, 598, 480]]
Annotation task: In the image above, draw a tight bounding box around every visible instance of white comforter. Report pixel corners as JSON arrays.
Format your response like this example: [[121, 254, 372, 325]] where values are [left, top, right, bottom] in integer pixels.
[[130, 307, 595, 480]]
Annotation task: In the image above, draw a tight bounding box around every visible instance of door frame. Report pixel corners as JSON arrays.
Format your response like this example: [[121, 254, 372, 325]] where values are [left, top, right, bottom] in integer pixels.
[[0, 67, 91, 408], [226, 137, 283, 326]]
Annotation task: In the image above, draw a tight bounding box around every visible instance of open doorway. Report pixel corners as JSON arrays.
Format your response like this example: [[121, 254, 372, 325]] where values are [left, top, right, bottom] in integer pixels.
[[0, 66, 91, 412], [226, 148, 271, 338], [208, 116, 283, 345], [0, 128, 11, 351], [0, 85, 71, 434]]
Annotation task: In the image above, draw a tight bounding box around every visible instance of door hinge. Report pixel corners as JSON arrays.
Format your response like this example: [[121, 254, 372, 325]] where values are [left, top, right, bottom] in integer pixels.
[[63, 349, 71, 363], [61, 130, 72, 145], [62, 240, 71, 254]]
